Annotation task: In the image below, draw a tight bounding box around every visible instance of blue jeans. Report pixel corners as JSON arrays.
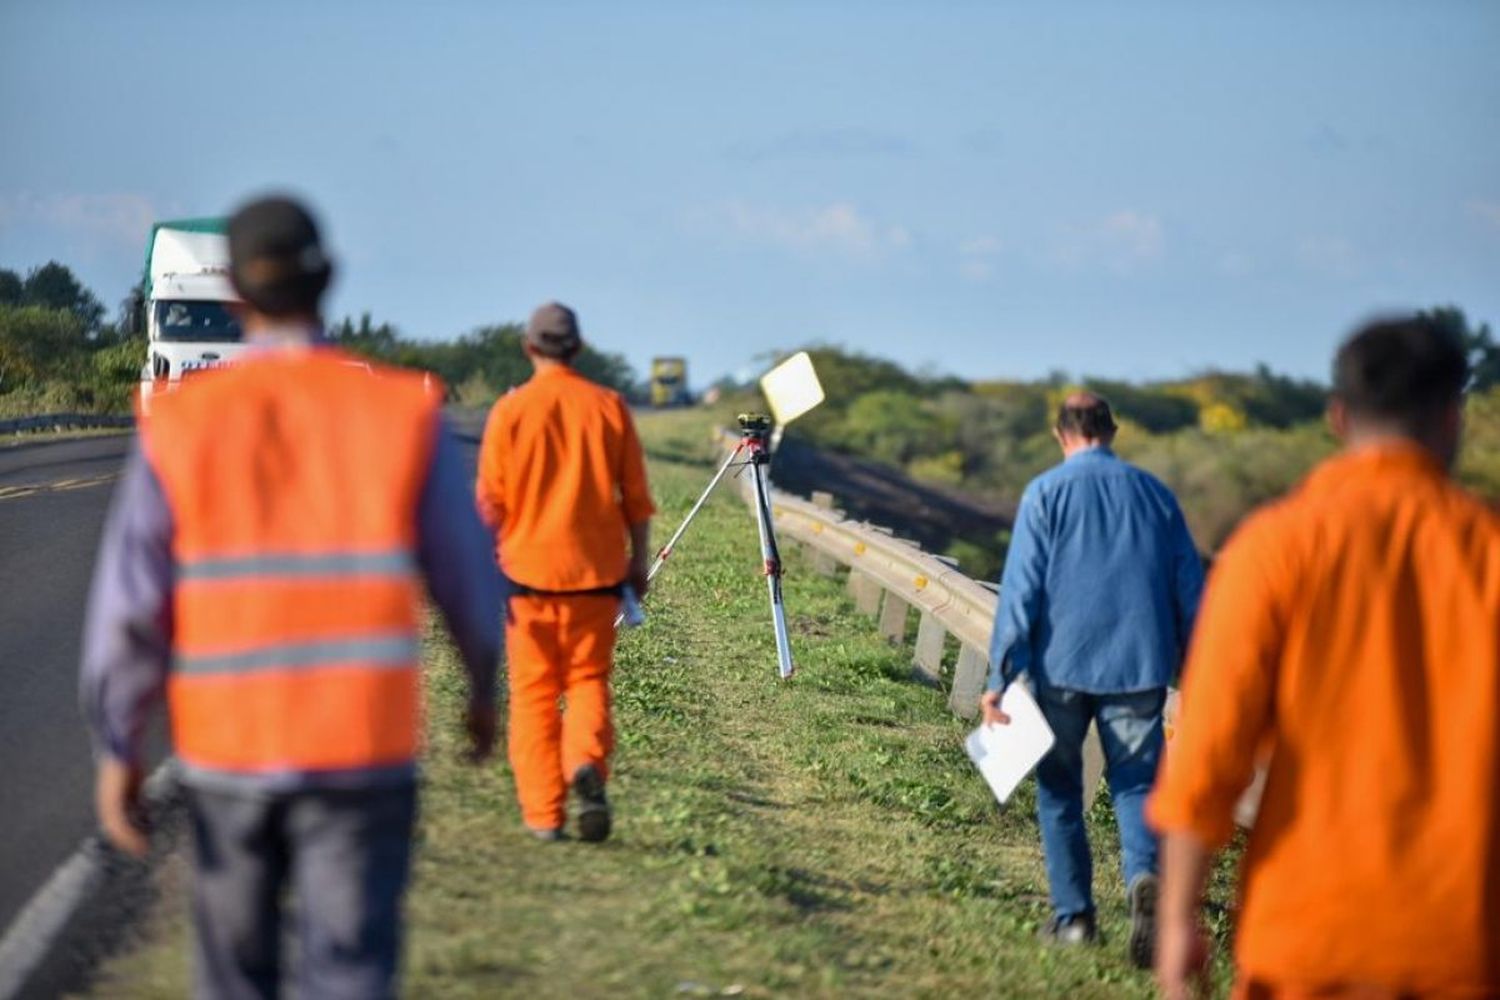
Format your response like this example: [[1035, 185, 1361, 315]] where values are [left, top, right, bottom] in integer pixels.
[[1034, 686, 1164, 919]]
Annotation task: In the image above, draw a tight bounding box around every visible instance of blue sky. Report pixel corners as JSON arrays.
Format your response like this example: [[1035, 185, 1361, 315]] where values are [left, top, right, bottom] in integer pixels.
[[2, 1, 1497, 385]]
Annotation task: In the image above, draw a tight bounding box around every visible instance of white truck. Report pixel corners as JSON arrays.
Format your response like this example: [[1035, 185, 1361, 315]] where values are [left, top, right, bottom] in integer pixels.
[[139, 218, 249, 405]]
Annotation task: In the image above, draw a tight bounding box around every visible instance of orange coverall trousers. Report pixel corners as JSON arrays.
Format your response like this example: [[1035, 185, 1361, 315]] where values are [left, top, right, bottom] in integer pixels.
[[506, 594, 618, 831]]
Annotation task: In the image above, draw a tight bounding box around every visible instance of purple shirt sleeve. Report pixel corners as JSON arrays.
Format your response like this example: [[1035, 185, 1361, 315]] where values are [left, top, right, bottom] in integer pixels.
[[79, 440, 174, 765], [418, 419, 503, 707]]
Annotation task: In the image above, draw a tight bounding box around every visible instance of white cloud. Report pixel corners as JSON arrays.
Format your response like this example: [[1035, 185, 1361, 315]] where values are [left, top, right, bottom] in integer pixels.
[[715, 201, 911, 259], [1296, 235, 1360, 278], [959, 235, 1003, 281], [1049, 210, 1164, 273], [1470, 200, 1500, 230], [0, 192, 160, 248]]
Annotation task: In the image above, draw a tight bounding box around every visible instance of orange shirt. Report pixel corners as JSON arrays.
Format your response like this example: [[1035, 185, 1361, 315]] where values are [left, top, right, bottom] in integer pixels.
[[476, 365, 655, 591], [1148, 443, 1500, 994]]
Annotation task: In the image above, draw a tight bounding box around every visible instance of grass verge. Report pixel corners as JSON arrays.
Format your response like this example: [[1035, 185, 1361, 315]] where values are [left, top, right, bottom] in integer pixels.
[[82, 408, 1236, 998]]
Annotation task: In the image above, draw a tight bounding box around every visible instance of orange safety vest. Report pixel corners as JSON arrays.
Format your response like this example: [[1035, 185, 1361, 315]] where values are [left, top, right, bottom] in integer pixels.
[[140, 347, 441, 779]]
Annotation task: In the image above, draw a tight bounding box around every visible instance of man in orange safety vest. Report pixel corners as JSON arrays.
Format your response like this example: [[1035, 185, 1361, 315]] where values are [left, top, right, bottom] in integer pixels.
[[81, 195, 502, 998]]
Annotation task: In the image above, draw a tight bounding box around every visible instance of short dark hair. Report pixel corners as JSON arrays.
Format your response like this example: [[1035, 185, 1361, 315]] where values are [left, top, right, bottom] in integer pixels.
[[1333, 316, 1468, 428], [1056, 396, 1117, 440], [530, 341, 582, 362], [227, 195, 333, 318]]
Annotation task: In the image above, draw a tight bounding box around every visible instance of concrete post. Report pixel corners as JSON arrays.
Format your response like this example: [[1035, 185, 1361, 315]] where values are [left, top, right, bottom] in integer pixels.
[[847, 570, 883, 617], [948, 644, 988, 719], [878, 593, 910, 643], [912, 612, 946, 682]]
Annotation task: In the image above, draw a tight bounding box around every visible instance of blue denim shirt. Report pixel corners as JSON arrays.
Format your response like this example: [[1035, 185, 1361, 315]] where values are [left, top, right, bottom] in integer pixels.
[[988, 447, 1203, 694]]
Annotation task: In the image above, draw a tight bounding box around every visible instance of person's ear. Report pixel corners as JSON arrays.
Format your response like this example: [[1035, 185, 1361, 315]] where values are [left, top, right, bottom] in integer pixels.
[[1052, 427, 1066, 450], [1327, 398, 1349, 441]]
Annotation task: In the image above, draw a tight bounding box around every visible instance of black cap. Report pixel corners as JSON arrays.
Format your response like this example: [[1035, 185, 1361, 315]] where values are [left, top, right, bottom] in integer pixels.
[[227, 195, 333, 316], [524, 301, 583, 358]]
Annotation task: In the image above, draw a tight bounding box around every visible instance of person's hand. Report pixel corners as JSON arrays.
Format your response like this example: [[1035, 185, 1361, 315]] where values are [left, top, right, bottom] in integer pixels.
[[980, 689, 1011, 726], [1155, 914, 1210, 1000], [465, 701, 498, 764], [628, 557, 650, 600], [95, 757, 149, 858]]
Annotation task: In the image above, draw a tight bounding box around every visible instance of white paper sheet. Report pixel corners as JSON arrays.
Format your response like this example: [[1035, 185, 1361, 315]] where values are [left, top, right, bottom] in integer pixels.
[[759, 351, 825, 426], [965, 683, 1056, 805]]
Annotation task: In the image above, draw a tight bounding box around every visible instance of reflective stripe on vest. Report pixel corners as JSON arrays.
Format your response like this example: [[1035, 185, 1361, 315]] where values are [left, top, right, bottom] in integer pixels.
[[177, 550, 416, 581], [141, 349, 442, 779]]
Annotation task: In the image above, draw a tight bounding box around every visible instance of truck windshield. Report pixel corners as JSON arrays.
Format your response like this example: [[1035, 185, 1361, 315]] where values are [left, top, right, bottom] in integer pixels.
[[155, 301, 242, 343]]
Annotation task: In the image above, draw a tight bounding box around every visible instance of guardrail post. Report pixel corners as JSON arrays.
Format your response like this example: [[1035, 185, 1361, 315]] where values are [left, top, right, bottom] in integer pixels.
[[808, 492, 840, 576], [846, 570, 883, 617], [912, 612, 946, 682], [877, 592, 909, 643], [947, 645, 988, 719]]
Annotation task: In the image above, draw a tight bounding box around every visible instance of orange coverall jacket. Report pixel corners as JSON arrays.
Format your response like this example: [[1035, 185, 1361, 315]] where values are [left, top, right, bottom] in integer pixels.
[[476, 364, 654, 590], [1148, 443, 1500, 996]]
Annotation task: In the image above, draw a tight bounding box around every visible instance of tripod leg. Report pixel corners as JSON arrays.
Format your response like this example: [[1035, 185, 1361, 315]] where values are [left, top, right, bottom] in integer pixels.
[[750, 460, 795, 679], [614, 441, 745, 628], [647, 441, 744, 585]]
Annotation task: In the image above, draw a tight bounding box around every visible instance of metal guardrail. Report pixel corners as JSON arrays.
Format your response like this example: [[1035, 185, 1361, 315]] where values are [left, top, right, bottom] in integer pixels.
[[0, 413, 133, 436], [765, 487, 1003, 716]]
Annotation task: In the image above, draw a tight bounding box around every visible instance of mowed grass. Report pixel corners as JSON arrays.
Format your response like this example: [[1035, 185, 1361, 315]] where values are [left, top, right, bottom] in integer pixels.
[[84, 408, 1236, 998]]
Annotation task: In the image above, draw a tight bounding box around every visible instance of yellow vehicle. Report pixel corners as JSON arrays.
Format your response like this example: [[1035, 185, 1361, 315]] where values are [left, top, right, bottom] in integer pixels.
[[649, 356, 691, 407]]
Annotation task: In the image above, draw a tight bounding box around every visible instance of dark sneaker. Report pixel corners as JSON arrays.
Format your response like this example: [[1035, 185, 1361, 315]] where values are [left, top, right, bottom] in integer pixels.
[[526, 826, 564, 843], [571, 764, 611, 843], [1128, 873, 1158, 970], [1039, 912, 1098, 947]]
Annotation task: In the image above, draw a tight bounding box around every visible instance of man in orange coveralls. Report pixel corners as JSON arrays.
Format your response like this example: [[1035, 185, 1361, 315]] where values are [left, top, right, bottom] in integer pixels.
[[1148, 315, 1500, 999], [476, 301, 655, 842]]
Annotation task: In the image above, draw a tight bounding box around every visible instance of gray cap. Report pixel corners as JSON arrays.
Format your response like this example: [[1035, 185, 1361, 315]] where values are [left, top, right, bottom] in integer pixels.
[[524, 301, 582, 357]]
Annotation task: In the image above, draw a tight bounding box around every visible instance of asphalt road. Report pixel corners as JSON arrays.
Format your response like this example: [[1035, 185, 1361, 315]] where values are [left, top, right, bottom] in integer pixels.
[[0, 434, 136, 933]]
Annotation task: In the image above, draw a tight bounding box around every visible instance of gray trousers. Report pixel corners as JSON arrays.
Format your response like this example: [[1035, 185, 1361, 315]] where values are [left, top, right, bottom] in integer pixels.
[[184, 782, 417, 1000]]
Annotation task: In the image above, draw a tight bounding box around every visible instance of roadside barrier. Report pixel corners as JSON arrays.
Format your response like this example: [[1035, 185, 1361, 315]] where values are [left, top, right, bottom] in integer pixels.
[[0, 413, 133, 436]]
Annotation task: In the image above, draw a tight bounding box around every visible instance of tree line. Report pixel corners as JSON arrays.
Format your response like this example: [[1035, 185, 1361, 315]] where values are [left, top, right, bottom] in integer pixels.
[[0, 261, 637, 418], [743, 312, 1499, 576], [4, 259, 1496, 573]]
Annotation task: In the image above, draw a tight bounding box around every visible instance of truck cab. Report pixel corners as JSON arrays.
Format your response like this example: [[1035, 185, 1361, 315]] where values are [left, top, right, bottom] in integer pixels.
[[139, 219, 251, 407]]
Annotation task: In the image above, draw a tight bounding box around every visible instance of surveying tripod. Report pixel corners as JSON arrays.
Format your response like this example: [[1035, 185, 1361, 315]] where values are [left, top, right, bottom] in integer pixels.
[[624, 413, 795, 679]]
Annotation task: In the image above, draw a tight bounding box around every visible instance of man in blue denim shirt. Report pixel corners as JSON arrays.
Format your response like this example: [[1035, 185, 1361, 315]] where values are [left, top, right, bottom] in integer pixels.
[[981, 392, 1203, 969]]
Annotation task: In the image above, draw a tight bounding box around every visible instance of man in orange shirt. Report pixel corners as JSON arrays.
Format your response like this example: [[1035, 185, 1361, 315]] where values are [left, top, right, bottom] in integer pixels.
[[476, 302, 655, 842], [1148, 316, 1500, 998]]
